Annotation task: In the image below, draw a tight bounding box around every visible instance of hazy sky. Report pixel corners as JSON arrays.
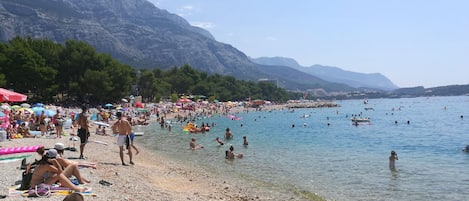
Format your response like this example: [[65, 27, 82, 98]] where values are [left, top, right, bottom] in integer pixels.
[[149, 0, 468, 88]]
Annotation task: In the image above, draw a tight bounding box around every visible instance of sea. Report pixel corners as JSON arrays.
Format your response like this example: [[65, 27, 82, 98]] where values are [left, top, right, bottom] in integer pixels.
[[136, 96, 469, 201]]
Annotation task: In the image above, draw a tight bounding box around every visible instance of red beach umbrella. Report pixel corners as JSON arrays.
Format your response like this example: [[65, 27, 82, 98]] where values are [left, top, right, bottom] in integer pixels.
[[134, 102, 143, 108], [0, 88, 27, 102], [177, 98, 192, 103]]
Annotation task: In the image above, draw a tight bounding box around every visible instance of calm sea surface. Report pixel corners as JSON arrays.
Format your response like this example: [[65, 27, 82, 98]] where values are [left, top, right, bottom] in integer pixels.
[[137, 96, 469, 201]]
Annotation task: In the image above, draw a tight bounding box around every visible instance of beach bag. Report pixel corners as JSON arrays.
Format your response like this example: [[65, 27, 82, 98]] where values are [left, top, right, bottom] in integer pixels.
[[17, 162, 35, 190], [17, 170, 33, 190], [28, 183, 51, 197]]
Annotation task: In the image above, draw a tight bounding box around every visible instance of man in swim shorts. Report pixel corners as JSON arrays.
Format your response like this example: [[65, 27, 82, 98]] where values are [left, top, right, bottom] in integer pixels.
[[112, 112, 133, 165], [77, 106, 90, 159]]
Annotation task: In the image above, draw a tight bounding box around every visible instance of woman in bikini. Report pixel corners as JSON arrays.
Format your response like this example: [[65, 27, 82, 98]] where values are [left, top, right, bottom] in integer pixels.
[[30, 149, 89, 192]]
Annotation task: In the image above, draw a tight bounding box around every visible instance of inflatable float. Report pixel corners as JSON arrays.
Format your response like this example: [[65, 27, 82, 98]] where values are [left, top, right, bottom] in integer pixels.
[[183, 122, 210, 133], [0, 145, 43, 155], [93, 121, 110, 127]]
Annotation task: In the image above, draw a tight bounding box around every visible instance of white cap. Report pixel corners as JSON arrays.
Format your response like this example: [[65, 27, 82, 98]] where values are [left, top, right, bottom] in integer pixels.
[[46, 149, 58, 158], [54, 142, 65, 151]]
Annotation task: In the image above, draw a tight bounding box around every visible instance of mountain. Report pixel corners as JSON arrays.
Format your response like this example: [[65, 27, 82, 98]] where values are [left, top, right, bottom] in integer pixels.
[[0, 0, 357, 92], [251, 57, 399, 91]]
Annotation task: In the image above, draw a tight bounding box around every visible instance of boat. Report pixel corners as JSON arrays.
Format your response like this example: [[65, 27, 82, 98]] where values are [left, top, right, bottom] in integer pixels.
[[351, 117, 371, 123], [132, 125, 146, 136], [133, 131, 144, 136]]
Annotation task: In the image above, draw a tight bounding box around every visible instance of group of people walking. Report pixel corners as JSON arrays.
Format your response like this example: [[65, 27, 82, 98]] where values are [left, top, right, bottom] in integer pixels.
[[77, 106, 139, 166]]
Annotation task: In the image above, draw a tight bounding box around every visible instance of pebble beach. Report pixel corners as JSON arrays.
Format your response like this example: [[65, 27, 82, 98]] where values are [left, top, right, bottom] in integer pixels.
[[0, 105, 318, 201]]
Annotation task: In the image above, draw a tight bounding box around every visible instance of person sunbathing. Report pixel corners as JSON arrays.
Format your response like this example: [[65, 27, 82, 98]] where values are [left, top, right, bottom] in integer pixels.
[[30, 149, 89, 192], [17, 123, 35, 138]]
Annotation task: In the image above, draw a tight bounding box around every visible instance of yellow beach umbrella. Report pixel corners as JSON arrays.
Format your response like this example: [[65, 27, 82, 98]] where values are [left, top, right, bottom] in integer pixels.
[[18, 107, 33, 114]]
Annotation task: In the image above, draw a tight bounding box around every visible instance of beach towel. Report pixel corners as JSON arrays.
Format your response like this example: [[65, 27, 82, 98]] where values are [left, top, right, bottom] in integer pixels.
[[0, 154, 32, 163], [9, 184, 95, 197]]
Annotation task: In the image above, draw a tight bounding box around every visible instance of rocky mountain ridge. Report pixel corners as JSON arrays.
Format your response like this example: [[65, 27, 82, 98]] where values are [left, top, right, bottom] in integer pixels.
[[0, 0, 391, 92]]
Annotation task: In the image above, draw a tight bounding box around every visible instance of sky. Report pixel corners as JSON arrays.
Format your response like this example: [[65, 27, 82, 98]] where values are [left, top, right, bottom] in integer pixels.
[[149, 0, 468, 88]]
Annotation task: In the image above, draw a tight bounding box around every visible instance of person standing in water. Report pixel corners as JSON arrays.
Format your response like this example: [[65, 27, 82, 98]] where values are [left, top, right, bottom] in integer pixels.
[[242, 136, 249, 146], [389, 150, 398, 170]]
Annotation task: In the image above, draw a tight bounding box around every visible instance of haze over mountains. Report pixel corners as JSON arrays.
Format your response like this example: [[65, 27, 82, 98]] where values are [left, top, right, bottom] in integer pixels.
[[0, 0, 398, 92], [251, 57, 399, 91]]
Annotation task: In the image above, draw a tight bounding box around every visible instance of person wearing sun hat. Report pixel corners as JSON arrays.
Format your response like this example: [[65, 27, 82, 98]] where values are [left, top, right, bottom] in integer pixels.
[[45, 148, 58, 158], [54, 142, 65, 157]]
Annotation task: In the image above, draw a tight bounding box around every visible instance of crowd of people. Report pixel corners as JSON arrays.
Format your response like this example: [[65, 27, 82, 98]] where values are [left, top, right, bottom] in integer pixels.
[[1, 100, 255, 200], [1, 102, 157, 199]]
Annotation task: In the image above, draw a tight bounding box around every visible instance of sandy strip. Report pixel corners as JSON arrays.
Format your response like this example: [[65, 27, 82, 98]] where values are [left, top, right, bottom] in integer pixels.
[[0, 105, 322, 201]]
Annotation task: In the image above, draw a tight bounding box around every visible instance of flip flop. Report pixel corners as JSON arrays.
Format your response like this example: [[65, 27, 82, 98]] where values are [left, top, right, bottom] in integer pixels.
[[99, 180, 112, 186]]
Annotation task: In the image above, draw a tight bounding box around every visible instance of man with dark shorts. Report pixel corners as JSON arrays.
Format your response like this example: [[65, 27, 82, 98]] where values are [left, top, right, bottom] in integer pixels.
[[77, 106, 90, 159]]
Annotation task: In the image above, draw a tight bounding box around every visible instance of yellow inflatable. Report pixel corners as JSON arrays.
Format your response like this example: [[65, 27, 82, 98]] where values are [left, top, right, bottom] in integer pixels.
[[183, 122, 196, 131]]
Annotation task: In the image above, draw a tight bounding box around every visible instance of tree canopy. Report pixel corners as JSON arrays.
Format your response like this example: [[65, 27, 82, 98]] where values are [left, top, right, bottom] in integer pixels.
[[0, 37, 291, 104]]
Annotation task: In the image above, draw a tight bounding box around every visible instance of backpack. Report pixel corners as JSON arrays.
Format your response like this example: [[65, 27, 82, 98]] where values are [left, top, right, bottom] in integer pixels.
[[17, 164, 33, 190]]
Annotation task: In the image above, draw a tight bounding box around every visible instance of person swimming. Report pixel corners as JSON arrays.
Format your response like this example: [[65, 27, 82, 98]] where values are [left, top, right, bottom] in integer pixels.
[[462, 145, 469, 152], [215, 137, 224, 145]]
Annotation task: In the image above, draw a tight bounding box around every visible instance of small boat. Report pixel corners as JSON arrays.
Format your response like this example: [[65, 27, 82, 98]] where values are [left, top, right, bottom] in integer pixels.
[[351, 117, 371, 123], [132, 125, 146, 136], [133, 132, 144, 136]]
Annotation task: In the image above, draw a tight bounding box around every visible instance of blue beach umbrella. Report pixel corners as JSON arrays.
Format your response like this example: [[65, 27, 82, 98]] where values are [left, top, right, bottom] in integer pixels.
[[0, 111, 5, 117], [33, 107, 45, 115], [104, 103, 113, 108], [44, 110, 56, 117], [33, 103, 44, 107]]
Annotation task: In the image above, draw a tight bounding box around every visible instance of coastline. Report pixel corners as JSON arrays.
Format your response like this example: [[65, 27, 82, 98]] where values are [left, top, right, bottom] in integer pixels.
[[0, 104, 326, 201]]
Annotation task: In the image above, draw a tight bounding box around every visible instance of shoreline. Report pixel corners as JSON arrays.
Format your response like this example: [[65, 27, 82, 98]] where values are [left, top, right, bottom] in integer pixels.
[[1, 104, 326, 201]]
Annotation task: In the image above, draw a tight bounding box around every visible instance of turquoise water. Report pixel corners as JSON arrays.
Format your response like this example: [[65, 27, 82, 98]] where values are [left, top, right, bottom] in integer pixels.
[[138, 96, 469, 201]]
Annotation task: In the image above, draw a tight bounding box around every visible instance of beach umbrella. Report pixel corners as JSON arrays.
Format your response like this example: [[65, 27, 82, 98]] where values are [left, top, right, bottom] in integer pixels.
[[44, 110, 56, 117], [177, 98, 192, 103], [18, 108, 33, 114], [0, 104, 10, 111], [32, 107, 45, 115], [21, 103, 31, 108], [0, 88, 27, 102], [121, 98, 128, 103], [32, 107, 44, 112], [10, 105, 21, 110], [134, 102, 143, 108], [0, 111, 5, 117], [33, 103, 44, 107], [136, 108, 147, 112]]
